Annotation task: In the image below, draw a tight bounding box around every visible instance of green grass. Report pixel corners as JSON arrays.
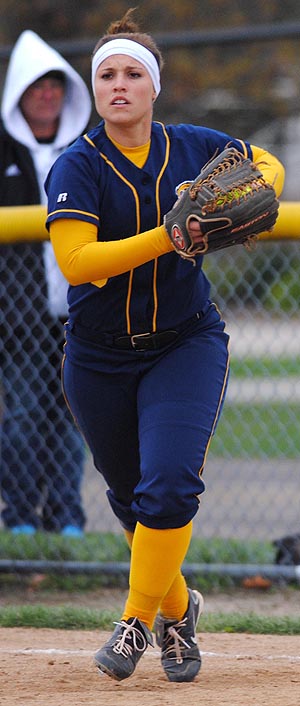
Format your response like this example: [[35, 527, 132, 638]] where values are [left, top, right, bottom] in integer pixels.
[[230, 357, 300, 377], [201, 611, 300, 634], [210, 403, 300, 457], [0, 531, 277, 593], [207, 356, 300, 458], [0, 529, 130, 562], [0, 531, 298, 634], [0, 604, 299, 634], [0, 530, 275, 565]]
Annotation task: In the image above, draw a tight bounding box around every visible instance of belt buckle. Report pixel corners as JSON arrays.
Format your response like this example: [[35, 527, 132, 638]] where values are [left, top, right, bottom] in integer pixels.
[[130, 332, 152, 350]]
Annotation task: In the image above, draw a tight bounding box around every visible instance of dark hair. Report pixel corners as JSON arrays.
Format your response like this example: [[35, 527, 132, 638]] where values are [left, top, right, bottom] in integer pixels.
[[41, 70, 66, 83], [92, 7, 164, 71]]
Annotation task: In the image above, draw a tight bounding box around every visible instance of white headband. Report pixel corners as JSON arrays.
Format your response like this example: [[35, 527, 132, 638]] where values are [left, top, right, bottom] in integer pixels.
[[91, 38, 161, 97]]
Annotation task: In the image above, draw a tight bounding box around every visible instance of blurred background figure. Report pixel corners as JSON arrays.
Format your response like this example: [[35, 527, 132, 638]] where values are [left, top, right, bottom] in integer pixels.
[[0, 30, 91, 536]]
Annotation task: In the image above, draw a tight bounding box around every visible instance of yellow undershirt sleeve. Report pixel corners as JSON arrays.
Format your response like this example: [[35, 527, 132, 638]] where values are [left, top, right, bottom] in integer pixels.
[[49, 219, 173, 286], [250, 144, 285, 197], [49, 146, 284, 287]]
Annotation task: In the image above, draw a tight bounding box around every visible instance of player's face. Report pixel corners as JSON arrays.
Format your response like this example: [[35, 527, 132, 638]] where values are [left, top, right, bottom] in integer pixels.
[[94, 55, 156, 138]]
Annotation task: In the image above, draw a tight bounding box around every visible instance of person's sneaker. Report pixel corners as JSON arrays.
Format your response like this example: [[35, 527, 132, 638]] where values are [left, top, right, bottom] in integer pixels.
[[60, 525, 84, 538], [11, 524, 36, 535], [155, 588, 204, 682], [94, 617, 154, 681]]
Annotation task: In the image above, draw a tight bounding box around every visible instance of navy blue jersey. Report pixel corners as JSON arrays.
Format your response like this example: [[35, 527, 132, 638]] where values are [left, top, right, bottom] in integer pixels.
[[45, 121, 251, 334]]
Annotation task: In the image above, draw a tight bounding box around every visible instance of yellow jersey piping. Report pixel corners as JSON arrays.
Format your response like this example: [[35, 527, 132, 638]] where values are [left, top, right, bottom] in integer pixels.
[[152, 123, 171, 331], [199, 339, 230, 479], [48, 208, 99, 220], [99, 151, 140, 334]]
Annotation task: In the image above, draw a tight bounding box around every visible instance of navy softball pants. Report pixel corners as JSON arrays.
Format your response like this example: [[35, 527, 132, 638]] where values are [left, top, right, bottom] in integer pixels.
[[62, 303, 230, 531]]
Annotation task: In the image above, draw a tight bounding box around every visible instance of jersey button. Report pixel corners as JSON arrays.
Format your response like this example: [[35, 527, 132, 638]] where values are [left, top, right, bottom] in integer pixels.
[[142, 176, 151, 185], [144, 195, 152, 204]]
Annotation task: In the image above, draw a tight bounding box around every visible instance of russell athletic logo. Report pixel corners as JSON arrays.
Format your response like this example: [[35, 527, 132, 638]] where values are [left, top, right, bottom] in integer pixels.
[[57, 192, 68, 203], [171, 224, 185, 250]]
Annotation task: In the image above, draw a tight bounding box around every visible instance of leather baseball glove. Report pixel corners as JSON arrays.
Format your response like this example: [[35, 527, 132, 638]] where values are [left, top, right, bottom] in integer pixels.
[[164, 147, 279, 261]]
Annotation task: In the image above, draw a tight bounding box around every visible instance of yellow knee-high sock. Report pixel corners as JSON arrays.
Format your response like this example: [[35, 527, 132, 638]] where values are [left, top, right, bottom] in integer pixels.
[[123, 528, 188, 619], [123, 529, 134, 549], [159, 571, 189, 619], [122, 521, 192, 629]]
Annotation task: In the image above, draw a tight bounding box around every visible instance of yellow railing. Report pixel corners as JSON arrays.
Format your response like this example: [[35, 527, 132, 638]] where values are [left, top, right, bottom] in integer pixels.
[[0, 201, 300, 243]]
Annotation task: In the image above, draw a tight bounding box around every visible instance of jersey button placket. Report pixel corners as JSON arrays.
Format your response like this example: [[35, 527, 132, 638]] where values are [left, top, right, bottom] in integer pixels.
[[141, 175, 151, 185]]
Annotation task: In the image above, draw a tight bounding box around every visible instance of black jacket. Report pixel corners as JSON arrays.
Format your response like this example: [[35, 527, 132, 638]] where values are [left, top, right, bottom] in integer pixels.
[[0, 119, 40, 207], [0, 120, 48, 348]]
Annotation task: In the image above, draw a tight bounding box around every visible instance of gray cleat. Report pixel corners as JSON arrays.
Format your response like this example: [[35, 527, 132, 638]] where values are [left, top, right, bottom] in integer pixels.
[[94, 616, 154, 681], [155, 588, 204, 682]]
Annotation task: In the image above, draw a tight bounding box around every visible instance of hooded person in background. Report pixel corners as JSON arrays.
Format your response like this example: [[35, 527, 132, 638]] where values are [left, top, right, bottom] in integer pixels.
[[0, 30, 91, 535]]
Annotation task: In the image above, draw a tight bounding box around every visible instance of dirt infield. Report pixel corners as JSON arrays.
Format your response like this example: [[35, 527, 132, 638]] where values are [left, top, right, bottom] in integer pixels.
[[1, 627, 300, 706], [1, 588, 300, 704]]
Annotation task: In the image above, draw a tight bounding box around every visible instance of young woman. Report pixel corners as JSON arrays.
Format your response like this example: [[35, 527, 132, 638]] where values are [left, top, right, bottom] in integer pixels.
[[45, 9, 284, 683]]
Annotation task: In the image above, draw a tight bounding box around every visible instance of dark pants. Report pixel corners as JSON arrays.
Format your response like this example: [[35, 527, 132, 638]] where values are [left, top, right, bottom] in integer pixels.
[[62, 303, 229, 532]]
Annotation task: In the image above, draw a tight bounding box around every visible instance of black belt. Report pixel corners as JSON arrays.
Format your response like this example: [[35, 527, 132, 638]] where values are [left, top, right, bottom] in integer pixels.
[[114, 330, 179, 351], [71, 306, 210, 352]]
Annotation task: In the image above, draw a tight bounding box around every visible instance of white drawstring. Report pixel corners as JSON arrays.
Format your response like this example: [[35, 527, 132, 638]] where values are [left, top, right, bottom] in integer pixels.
[[112, 619, 147, 658], [164, 619, 191, 664]]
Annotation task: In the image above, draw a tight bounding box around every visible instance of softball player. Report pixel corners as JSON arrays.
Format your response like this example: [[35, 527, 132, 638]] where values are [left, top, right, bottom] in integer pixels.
[[45, 8, 284, 683]]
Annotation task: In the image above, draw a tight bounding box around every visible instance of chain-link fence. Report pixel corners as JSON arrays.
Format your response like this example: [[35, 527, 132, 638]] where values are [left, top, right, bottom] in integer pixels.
[[1, 230, 299, 549]]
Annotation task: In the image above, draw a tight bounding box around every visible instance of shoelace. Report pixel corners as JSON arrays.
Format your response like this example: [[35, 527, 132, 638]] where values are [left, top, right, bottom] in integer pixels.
[[164, 618, 191, 664], [112, 619, 147, 659]]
